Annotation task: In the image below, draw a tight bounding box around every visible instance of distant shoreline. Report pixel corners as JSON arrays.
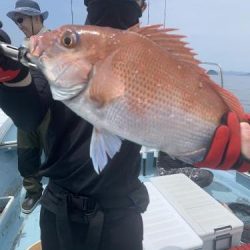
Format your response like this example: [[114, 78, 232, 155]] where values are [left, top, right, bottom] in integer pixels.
[[223, 71, 250, 76], [207, 70, 250, 76]]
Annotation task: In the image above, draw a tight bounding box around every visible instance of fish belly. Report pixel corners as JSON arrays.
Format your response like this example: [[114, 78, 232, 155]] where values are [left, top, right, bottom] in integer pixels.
[[63, 88, 220, 165], [103, 98, 217, 164]]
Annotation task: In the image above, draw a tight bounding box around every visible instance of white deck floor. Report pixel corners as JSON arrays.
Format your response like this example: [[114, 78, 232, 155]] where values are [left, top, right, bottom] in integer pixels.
[[0, 109, 13, 143]]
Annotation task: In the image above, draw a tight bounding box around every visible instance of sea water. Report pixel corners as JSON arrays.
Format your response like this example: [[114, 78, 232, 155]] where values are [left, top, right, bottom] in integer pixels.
[[210, 74, 250, 113]]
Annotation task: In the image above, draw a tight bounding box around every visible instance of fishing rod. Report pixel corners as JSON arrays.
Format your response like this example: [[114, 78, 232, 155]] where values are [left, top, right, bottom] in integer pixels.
[[146, 0, 167, 27], [163, 0, 167, 27], [0, 42, 37, 69]]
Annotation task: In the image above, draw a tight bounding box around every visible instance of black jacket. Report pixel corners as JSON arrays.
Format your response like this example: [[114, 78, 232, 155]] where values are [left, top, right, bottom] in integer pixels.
[[42, 97, 142, 198], [84, 0, 142, 29], [0, 69, 51, 132], [84, 0, 139, 6]]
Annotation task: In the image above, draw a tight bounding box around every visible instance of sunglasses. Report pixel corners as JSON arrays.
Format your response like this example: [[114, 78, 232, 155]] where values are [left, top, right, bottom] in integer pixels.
[[15, 17, 24, 24]]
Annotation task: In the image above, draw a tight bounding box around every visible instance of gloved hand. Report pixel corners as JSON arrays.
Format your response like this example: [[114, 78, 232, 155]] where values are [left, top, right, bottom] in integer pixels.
[[194, 112, 250, 172], [0, 29, 29, 83]]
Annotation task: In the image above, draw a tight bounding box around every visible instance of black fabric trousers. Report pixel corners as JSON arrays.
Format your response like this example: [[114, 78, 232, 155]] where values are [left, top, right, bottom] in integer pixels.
[[40, 205, 143, 250], [17, 110, 50, 196]]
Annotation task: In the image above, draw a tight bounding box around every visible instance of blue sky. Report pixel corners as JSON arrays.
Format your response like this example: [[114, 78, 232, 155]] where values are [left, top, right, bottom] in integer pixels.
[[0, 0, 250, 72]]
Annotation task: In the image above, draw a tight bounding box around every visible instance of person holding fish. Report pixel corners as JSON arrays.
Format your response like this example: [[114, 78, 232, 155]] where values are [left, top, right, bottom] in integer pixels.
[[0, 1, 250, 250], [5, 0, 51, 214]]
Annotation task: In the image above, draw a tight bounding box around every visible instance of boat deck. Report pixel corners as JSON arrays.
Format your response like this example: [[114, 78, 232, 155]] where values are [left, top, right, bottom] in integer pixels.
[[13, 169, 250, 250]]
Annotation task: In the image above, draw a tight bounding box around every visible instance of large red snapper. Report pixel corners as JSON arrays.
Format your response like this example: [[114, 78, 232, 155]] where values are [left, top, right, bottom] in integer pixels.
[[28, 24, 245, 173]]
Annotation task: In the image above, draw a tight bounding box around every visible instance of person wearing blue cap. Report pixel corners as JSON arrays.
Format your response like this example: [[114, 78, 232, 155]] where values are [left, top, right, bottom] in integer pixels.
[[7, 0, 49, 45], [6, 0, 51, 214]]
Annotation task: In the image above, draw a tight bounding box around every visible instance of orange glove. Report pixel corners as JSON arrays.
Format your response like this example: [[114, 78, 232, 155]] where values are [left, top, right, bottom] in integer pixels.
[[229, 244, 250, 250], [195, 112, 250, 172], [0, 67, 21, 82], [246, 114, 250, 120]]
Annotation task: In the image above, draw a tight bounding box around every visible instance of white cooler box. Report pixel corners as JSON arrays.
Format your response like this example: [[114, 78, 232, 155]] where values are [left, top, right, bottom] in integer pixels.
[[143, 182, 203, 250], [149, 174, 244, 250]]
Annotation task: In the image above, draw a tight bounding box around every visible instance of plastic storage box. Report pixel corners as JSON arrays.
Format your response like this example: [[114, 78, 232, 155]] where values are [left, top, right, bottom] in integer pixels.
[[143, 182, 203, 250], [150, 174, 244, 250]]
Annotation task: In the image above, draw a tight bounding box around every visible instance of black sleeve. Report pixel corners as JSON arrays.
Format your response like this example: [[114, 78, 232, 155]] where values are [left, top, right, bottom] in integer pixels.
[[84, 0, 141, 29], [0, 70, 52, 132]]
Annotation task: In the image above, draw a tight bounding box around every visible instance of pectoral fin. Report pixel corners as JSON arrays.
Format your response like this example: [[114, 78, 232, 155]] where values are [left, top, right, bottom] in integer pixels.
[[90, 128, 122, 173]]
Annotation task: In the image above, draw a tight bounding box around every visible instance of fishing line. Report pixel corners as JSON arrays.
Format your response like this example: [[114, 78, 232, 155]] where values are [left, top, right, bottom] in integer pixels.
[[31, 17, 34, 36], [70, 0, 74, 24], [163, 0, 167, 27], [147, 0, 150, 24]]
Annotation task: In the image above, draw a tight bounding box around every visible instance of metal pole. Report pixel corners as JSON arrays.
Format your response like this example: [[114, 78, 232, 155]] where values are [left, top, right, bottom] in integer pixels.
[[142, 149, 147, 176], [0, 141, 17, 149]]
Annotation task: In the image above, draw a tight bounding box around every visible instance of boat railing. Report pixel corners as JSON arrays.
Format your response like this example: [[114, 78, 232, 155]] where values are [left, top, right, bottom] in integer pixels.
[[0, 140, 17, 149], [201, 61, 224, 87]]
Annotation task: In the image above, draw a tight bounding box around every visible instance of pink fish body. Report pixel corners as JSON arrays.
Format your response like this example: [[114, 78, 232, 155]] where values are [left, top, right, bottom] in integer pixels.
[[29, 24, 245, 173]]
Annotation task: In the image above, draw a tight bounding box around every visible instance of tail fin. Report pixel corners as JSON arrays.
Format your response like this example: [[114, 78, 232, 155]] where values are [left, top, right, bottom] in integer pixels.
[[210, 82, 246, 121]]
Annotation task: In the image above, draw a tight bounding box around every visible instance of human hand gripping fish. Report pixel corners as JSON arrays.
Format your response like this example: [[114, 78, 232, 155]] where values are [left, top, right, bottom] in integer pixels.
[[28, 24, 250, 173]]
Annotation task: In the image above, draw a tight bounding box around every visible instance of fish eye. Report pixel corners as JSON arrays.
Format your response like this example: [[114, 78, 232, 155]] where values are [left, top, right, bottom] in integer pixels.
[[61, 31, 79, 48]]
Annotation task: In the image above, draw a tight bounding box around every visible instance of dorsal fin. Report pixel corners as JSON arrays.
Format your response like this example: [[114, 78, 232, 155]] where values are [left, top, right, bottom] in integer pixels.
[[128, 24, 246, 121], [128, 24, 202, 68], [128, 24, 211, 82]]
